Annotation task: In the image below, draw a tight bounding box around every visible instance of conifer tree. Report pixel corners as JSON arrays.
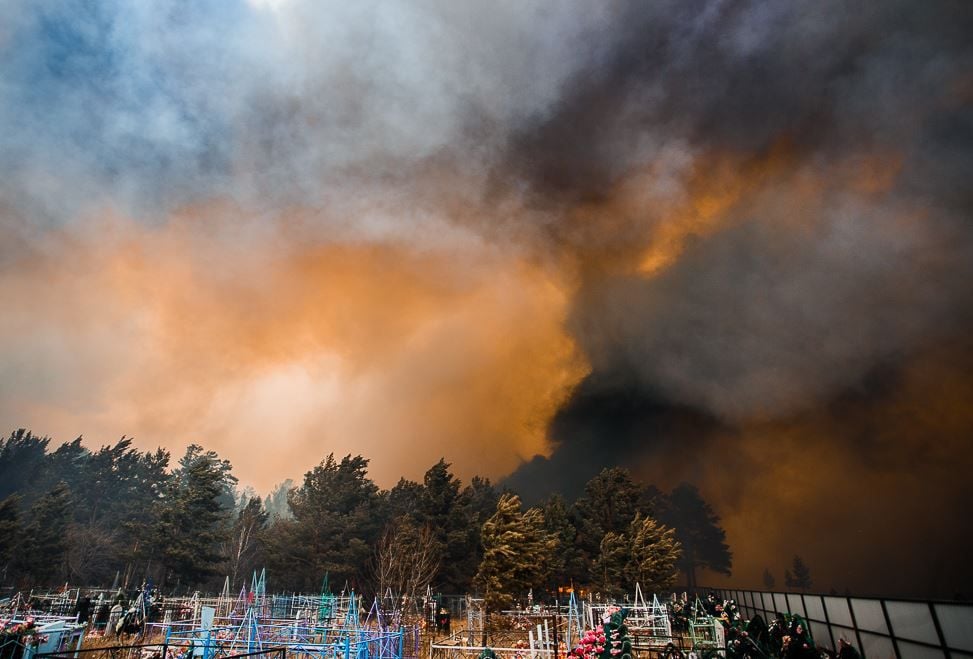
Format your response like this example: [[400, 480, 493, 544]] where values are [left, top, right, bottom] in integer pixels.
[[267, 454, 382, 591], [0, 430, 50, 501], [0, 495, 22, 576], [656, 483, 731, 588], [154, 452, 233, 587], [19, 482, 72, 584], [785, 555, 812, 592], [574, 470, 641, 542], [387, 478, 423, 520], [763, 567, 776, 590], [416, 459, 460, 589], [542, 494, 581, 590], [595, 515, 681, 595], [475, 493, 555, 610], [595, 531, 629, 597], [572, 468, 646, 587], [625, 514, 681, 593], [455, 475, 500, 592]]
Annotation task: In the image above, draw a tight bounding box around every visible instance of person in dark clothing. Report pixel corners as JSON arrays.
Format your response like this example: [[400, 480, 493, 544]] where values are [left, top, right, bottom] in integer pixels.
[[836, 638, 862, 659], [75, 595, 92, 624], [784, 620, 816, 659], [436, 608, 451, 633], [95, 601, 111, 628]]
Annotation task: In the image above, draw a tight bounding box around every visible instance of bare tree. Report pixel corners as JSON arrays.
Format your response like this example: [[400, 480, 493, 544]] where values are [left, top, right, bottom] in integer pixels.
[[222, 496, 267, 587], [370, 515, 441, 617], [66, 524, 118, 584]]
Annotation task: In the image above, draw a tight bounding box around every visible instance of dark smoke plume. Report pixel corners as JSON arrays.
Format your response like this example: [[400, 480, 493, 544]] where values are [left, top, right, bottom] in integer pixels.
[[504, 0, 973, 598], [1, 0, 971, 599]]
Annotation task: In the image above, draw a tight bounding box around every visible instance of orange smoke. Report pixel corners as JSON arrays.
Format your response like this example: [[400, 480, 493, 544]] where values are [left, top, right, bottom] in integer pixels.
[[617, 141, 903, 277], [0, 205, 587, 490], [630, 333, 973, 596]]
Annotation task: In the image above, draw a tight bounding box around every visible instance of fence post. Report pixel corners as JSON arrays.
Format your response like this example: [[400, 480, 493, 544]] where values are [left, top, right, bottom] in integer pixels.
[[819, 594, 835, 651], [344, 635, 351, 659], [551, 613, 559, 659], [878, 600, 900, 659], [927, 602, 950, 659], [844, 597, 865, 659]]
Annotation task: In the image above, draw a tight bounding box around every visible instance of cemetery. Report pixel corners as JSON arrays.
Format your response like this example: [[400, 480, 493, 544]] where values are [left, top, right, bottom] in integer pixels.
[[4, 572, 970, 659]]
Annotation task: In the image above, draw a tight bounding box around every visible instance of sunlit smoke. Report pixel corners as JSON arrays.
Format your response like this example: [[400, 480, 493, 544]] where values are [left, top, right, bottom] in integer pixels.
[[1, 0, 972, 597]]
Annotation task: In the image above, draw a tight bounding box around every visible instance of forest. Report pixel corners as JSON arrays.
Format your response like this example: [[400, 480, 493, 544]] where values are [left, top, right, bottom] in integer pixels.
[[0, 429, 731, 600]]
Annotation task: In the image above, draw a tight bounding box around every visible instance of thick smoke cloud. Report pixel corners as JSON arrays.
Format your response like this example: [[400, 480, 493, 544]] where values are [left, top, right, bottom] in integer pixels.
[[496, 0, 973, 418], [0, 0, 611, 487], [0, 210, 584, 488], [1, 0, 972, 597], [501, 0, 973, 597], [0, 0, 613, 228]]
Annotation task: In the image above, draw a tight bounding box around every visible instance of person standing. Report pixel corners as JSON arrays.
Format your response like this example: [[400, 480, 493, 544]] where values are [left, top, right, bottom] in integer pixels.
[[836, 638, 861, 659]]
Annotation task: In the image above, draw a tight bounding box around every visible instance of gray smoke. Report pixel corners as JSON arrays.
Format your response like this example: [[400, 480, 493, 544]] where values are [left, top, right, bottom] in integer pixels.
[[498, 0, 973, 419], [2, 0, 973, 597]]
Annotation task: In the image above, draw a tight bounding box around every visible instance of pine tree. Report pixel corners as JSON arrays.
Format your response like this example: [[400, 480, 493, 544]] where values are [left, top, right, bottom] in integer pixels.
[[119, 447, 171, 580], [573, 468, 643, 586], [595, 531, 629, 597], [410, 465, 499, 595], [33, 438, 87, 513], [0, 430, 50, 501], [785, 556, 812, 592], [475, 493, 555, 611], [416, 459, 460, 590], [656, 483, 731, 588], [19, 482, 72, 585], [154, 452, 233, 587], [267, 454, 382, 591], [78, 440, 170, 585], [174, 444, 238, 510], [449, 476, 500, 594], [762, 567, 776, 590], [387, 478, 423, 520], [0, 495, 22, 576], [575, 469, 641, 539], [542, 494, 582, 590], [594, 515, 680, 596], [625, 514, 681, 593]]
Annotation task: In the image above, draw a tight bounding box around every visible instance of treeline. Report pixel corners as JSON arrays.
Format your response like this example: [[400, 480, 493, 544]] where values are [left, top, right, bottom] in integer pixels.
[[0, 429, 731, 599]]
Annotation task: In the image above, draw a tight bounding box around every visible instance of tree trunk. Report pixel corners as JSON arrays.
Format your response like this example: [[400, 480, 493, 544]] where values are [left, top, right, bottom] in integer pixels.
[[686, 563, 697, 590]]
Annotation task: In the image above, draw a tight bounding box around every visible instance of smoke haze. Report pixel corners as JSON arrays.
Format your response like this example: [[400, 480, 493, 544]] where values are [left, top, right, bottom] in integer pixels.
[[1, 0, 971, 597]]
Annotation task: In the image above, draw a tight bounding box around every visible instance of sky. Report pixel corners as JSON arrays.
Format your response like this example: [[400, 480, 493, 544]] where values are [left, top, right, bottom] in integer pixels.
[[1, 0, 971, 599]]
